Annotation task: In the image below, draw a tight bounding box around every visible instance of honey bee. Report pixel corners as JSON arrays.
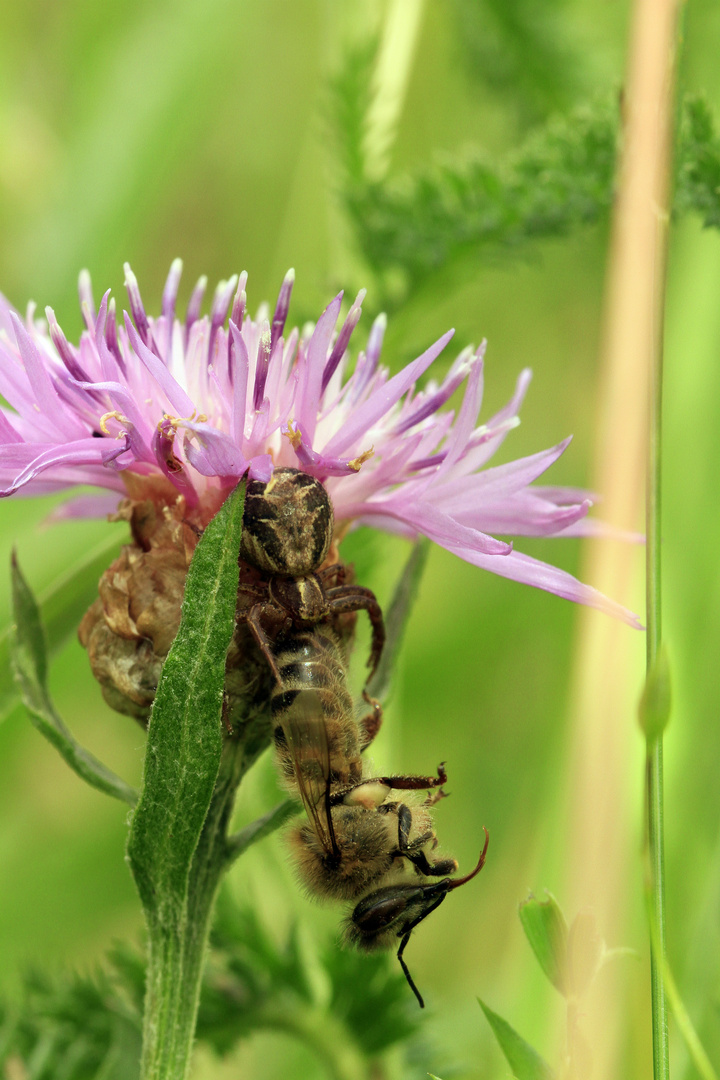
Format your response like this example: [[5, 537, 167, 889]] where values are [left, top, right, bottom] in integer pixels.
[[239, 468, 385, 682], [270, 621, 488, 1007]]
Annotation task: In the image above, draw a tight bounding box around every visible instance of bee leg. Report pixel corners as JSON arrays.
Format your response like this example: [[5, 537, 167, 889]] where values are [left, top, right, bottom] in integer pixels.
[[396, 893, 449, 1009], [325, 586, 386, 679], [331, 765, 447, 806], [369, 762, 448, 792], [397, 932, 425, 1009], [359, 689, 383, 750], [407, 850, 459, 877], [424, 787, 450, 808], [395, 805, 458, 877]]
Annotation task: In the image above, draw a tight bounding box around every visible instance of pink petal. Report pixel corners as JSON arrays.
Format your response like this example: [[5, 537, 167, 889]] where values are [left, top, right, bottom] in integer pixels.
[[450, 494, 592, 537], [466, 367, 532, 470], [322, 329, 455, 458], [455, 545, 643, 628], [248, 454, 273, 483], [287, 421, 371, 477], [46, 493, 122, 521], [229, 320, 250, 446], [124, 313, 196, 416], [438, 438, 573, 503], [0, 438, 125, 497], [532, 484, 600, 505], [295, 292, 343, 443], [343, 497, 512, 557], [0, 409, 21, 443], [10, 313, 82, 439], [182, 424, 248, 477]]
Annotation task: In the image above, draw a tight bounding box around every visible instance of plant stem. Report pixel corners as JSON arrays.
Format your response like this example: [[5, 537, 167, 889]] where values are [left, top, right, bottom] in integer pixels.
[[139, 740, 247, 1080], [602, 0, 679, 1072], [646, 275, 668, 1077]]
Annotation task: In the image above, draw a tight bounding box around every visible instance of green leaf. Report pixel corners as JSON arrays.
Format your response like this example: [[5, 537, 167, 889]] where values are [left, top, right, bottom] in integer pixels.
[[0, 962, 141, 1080], [518, 892, 568, 995], [335, 92, 720, 310], [341, 99, 618, 305], [127, 481, 245, 917], [328, 34, 379, 187], [452, 0, 580, 121], [10, 552, 138, 807], [366, 537, 430, 704], [0, 530, 124, 724], [638, 643, 672, 744], [225, 798, 298, 865], [676, 96, 720, 230], [479, 1000, 555, 1080]]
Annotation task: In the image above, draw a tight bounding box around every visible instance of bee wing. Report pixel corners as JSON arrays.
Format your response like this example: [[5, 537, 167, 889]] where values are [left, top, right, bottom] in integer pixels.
[[282, 689, 339, 860]]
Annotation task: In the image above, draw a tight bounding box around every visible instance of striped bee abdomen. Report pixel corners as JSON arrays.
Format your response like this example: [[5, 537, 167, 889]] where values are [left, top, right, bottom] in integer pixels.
[[271, 626, 362, 791]]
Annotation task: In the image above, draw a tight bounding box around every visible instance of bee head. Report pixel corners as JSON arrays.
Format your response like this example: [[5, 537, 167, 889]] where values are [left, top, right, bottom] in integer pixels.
[[345, 828, 490, 1008]]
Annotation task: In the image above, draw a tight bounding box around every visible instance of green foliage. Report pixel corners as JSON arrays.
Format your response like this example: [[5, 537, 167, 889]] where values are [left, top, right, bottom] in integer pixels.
[[321, 942, 421, 1057], [343, 100, 617, 298], [332, 51, 720, 309], [9, 552, 138, 806], [0, 899, 425, 1080], [197, 892, 314, 1052], [126, 482, 247, 1080], [0, 531, 124, 724], [676, 97, 720, 231], [126, 481, 244, 918], [0, 965, 142, 1080], [328, 35, 379, 188], [450, 0, 581, 121], [518, 893, 568, 996], [478, 1000, 554, 1080], [199, 893, 422, 1063]]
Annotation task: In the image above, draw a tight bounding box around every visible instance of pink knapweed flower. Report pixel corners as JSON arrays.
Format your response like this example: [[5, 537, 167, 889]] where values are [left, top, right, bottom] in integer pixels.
[[0, 261, 640, 627]]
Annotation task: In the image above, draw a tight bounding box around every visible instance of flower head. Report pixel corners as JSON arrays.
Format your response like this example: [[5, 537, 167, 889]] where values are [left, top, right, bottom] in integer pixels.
[[0, 261, 640, 627]]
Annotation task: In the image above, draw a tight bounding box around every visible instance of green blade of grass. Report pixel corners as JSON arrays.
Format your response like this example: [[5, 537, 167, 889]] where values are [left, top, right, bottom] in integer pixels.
[[479, 999, 554, 1080]]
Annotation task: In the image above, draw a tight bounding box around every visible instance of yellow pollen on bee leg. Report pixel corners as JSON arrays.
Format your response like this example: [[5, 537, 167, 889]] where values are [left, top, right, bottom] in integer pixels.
[[344, 781, 391, 809], [99, 410, 130, 436]]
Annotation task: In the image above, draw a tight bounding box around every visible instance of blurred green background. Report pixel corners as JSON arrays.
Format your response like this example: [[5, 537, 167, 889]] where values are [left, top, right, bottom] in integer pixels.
[[1, 1, 720, 1077]]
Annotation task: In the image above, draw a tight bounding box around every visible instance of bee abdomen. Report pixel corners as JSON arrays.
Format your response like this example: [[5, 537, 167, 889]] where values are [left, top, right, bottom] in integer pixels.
[[270, 626, 362, 789]]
